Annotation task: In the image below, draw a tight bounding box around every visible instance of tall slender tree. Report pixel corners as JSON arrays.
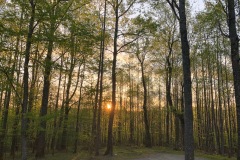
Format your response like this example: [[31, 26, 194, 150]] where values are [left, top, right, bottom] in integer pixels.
[[22, 1, 36, 159], [95, 0, 107, 155], [35, 1, 57, 157], [105, 0, 136, 155], [166, 0, 194, 159], [135, 40, 152, 147]]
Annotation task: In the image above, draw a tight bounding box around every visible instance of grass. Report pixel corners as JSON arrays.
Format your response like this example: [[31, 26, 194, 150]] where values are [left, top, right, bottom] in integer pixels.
[[6, 146, 237, 160]]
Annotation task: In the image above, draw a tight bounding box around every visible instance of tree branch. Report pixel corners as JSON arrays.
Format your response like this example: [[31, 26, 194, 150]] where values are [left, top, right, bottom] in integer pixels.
[[119, 0, 137, 18], [117, 35, 142, 53], [218, 0, 228, 16], [218, 21, 230, 38], [0, 68, 22, 103], [166, 0, 180, 20], [107, 0, 114, 9]]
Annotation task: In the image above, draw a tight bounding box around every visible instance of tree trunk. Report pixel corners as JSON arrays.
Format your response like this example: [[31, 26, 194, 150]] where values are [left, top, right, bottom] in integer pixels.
[[21, 1, 36, 159], [129, 66, 134, 144], [104, 0, 119, 155], [95, 0, 106, 155], [10, 41, 23, 158], [140, 62, 152, 147], [216, 38, 224, 154], [0, 85, 11, 160], [56, 74, 67, 150], [227, 0, 240, 159], [179, 0, 194, 159], [35, 6, 58, 155], [51, 58, 63, 154], [73, 62, 85, 153], [61, 51, 77, 150], [225, 55, 233, 157], [35, 30, 54, 158]]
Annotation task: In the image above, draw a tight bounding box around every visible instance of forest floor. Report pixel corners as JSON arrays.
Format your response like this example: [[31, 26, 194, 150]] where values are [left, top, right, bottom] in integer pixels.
[[132, 153, 208, 160], [70, 146, 235, 160], [7, 146, 236, 160]]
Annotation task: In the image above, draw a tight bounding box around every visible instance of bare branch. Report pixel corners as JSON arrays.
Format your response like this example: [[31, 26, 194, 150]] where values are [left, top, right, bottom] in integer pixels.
[[69, 63, 82, 101], [218, 0, 228, 16], [107, 0, 114, 9], [119, 0, 137, 18], [172, 0, 179, 11], [118, 50, 135, 54], [106, 48, 114, 54], [166, 0, 180, 20], [119, 0, 124, 6], [118, 32, 140, 37], [117, 35, 142, 53]]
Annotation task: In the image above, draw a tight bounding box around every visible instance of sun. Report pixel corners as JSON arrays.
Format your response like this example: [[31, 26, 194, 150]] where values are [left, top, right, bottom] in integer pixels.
[[107, 104, 111, 110]]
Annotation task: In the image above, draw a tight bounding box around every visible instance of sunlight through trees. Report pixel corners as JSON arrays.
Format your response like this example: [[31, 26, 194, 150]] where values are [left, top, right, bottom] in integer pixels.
[[0, 0, 239, 160]]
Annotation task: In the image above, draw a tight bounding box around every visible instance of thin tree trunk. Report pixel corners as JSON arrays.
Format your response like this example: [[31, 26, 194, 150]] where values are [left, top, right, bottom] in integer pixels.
[[56, 73, 67, 150], [60, 63, 73, 150], [4, 9, 23, 158], [194, 56, 201, 150], [74, 62, 85, 153], [10, 42, 23, 158], [0, 82, 11, 160], [61, 50, 80, 150], [21, 1, 36, 159], [225, 55, 233, 156], [95, 0, 107, 155], [129, 66, 134, 144], [51, 58, 63, 154], [104, 0, 119, 155], [216, 38, 224, 154], [140, 62, 152, 147]]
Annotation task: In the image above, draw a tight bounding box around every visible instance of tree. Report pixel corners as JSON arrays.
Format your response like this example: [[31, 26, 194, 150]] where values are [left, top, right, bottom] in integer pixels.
[[166, 0, 194, 159], [95, 0, 107, 155], [35, 0, 73, 157], [0, 3, 24, 159], [206, 0, 240, 158], [130, 15, 160, 147], [104, 0, 137, 155], [226, 0, 240, 159], [74, 60, 86, 153], [2, 0, 240, 158], [22, 1, 37, 159], [135, 39, 152, 147]]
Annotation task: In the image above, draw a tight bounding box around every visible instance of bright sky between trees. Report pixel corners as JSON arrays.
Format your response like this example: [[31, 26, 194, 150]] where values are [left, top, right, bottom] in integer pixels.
[[189, 0, 205, 13]]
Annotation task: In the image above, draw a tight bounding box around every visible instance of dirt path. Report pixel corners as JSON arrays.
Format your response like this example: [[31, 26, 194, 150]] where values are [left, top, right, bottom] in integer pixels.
[[134, 153, 208, 160]]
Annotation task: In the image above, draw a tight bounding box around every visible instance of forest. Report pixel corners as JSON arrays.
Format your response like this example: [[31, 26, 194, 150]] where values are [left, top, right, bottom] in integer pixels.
[[0, 0, 240, 160]]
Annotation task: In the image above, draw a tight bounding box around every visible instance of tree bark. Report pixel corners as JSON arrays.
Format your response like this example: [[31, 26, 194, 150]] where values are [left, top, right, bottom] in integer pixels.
[[61, 47, 79, 150], [74, 62, 85, 153], [95, 0, 107, 155], [35, 28, 54, 158], [35, 5, 58, 155], [227, 0, 240, 159], [51, 58, 63, 154], [104, 0, 119, 156], [21, 1, 36, 159], [179, 0, 194, 159], [140, 62, 152, 147]]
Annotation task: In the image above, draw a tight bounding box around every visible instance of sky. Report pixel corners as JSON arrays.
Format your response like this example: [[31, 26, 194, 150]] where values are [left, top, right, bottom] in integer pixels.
[[189, 0, 205, 14]]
